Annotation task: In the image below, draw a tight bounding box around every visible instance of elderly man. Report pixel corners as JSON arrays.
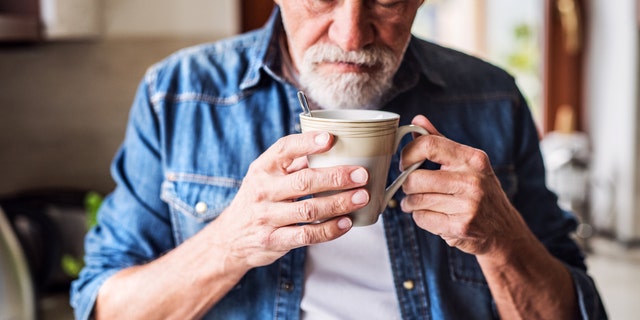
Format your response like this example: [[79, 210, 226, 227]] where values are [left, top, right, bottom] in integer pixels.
[[71, 1, 606, 319]]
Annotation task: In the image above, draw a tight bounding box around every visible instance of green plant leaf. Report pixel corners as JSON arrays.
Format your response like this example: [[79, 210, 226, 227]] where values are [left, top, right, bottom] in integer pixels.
[[84, 191, 103, 230], [61, 254, 84, 278]]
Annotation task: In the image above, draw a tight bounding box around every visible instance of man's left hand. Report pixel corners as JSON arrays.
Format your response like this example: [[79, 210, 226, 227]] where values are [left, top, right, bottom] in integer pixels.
[[399, 115, 531, 258]]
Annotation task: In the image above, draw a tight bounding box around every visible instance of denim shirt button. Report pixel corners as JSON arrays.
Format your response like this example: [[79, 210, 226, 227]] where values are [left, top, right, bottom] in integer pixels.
[[388, 199, 398, 209], [402, 280, 415, 290], [195, 201, 208, 214], [294, 123, 301, 132], [281, 281, 294, 292]]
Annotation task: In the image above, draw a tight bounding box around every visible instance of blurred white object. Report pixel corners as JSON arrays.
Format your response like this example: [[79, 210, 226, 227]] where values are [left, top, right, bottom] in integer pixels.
[[541, 131, 590, 203], [40, 0, 100, 39], [541, 131, 593, 241], [0, 206, 36, 320]]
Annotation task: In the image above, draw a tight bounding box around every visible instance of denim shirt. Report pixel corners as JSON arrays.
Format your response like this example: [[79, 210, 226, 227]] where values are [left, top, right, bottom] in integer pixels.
[[71, 8, 606, 320]]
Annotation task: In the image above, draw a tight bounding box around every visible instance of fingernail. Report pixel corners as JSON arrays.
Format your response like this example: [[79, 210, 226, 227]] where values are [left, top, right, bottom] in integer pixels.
[[350, 168, 368, 184], [337, 217, 352, 229], [351, 190, 369, 204], [400, 198, 410, 213], [314, 132, 330, 145]]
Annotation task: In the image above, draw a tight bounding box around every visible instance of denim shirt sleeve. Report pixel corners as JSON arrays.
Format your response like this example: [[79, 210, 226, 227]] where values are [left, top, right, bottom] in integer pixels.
[[70, 74, 174, 320], [510, 93, 607, 319], [567, 263, 609, 319]]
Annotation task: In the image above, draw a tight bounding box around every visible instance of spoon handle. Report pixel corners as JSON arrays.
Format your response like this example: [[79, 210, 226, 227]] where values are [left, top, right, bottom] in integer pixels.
[[297, 91, 312, 117]]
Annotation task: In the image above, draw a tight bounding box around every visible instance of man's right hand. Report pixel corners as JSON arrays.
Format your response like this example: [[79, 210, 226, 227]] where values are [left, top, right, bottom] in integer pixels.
[[95, 131, 370, 320], [207, 131, 370, 271]]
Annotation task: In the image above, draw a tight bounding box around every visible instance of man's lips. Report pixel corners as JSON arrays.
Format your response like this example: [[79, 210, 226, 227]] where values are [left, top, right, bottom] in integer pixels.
[[314, 61, 378, 73]]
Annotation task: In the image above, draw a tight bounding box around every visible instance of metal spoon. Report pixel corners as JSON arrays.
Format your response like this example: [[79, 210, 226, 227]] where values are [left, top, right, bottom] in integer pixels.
[[297, 91, 312, 117]]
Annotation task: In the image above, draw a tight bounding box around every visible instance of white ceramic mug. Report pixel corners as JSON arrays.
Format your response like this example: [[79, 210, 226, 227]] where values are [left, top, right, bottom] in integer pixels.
[[300, 110, 428, 226]]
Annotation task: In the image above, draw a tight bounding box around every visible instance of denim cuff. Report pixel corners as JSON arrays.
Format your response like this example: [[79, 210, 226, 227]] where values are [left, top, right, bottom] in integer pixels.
[[70, 268, 120, 320], [565, 263, 608, 319]]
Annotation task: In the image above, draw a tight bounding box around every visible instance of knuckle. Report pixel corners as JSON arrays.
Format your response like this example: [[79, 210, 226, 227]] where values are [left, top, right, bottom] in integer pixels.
[[461, 174, 484, 196], [462, 200, 480, 215], [328, 169, 347, 188], [253, 215, 270, 228], [261, 231, 276, 249], [294, 229, 314, 245], [467, 174, 483, 189], [250, 186, 270, 202], [292, 172, 312, 192], [296, 201, 317, 222], [330, 195, 349, 213], [272, 136, 289, 154], [316, 227, 333, 242], [310, 226, 332, 244], [240, 177, 268, 202], [467, 149, 490, 171], [421, 135, 438, 153], [403, 172, 414, 187], [246, 160, 269, 179]]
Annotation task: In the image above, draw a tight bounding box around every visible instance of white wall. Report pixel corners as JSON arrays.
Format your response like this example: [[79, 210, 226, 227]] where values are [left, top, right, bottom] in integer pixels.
[[38, 0, 240, 39], [0, 2, 242, 196], [104, 0, 239, 38], [586, 0, 640, 242]]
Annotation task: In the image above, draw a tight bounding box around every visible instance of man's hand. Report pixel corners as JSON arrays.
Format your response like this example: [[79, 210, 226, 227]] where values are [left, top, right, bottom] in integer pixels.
[[210, 131, 370, 270], [399, 115, 528, 257], [95, 131, 370, 319], [399, 115, 578, 319]]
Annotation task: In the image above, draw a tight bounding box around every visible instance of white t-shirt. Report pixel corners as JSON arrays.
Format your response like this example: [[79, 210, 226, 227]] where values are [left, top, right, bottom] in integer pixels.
[[300, 217, 401, 319], [277, 32, 401, 319]]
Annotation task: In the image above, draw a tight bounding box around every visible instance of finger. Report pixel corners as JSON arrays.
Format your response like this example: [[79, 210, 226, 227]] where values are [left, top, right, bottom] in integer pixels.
[[285, 156, 309, 173], [269, 216, 353, 249], [400, 134, 490, 172], [271, 166, 369, 200], [254, 132, 334, 174], [411, 209, 475, 240], [400, 192, 472, 216], [412, 210, 477, 248], [402, 169, 479, 196], [410, 209, 452, 236], [411, 115, 442, 136], [269, 188, 369, 226]]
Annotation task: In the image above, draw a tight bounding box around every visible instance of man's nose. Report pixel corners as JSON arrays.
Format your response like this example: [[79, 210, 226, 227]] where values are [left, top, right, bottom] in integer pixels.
[[328, 2, 374, 52]]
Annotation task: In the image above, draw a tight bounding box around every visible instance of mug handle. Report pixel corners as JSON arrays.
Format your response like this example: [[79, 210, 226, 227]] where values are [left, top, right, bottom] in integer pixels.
[[383, 125, 429, 206]]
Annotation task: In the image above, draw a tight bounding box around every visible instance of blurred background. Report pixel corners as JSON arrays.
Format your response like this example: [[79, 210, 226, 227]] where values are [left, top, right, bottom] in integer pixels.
[[0, 0, 638, 319]]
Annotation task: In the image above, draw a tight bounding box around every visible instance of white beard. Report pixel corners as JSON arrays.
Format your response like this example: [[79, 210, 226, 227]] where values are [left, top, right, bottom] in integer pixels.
[[298, 43, 401, 110]]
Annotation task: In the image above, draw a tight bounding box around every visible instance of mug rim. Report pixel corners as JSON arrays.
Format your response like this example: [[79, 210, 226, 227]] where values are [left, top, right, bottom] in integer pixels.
[[299, 109, 400, 123]]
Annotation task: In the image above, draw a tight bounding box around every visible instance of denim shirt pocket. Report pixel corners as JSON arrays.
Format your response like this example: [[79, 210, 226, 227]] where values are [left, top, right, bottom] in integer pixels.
[[160, 172, 241, 245], [448, 164, 517, 287]]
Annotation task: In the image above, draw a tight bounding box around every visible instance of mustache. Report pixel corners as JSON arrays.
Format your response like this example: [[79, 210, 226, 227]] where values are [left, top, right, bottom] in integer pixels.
[[303, 44, 395, 67]]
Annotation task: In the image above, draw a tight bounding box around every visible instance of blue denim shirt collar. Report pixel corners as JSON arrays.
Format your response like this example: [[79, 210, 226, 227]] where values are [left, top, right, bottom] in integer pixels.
[[406, 37, 447, 88], [239, 7, 286, 90]]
